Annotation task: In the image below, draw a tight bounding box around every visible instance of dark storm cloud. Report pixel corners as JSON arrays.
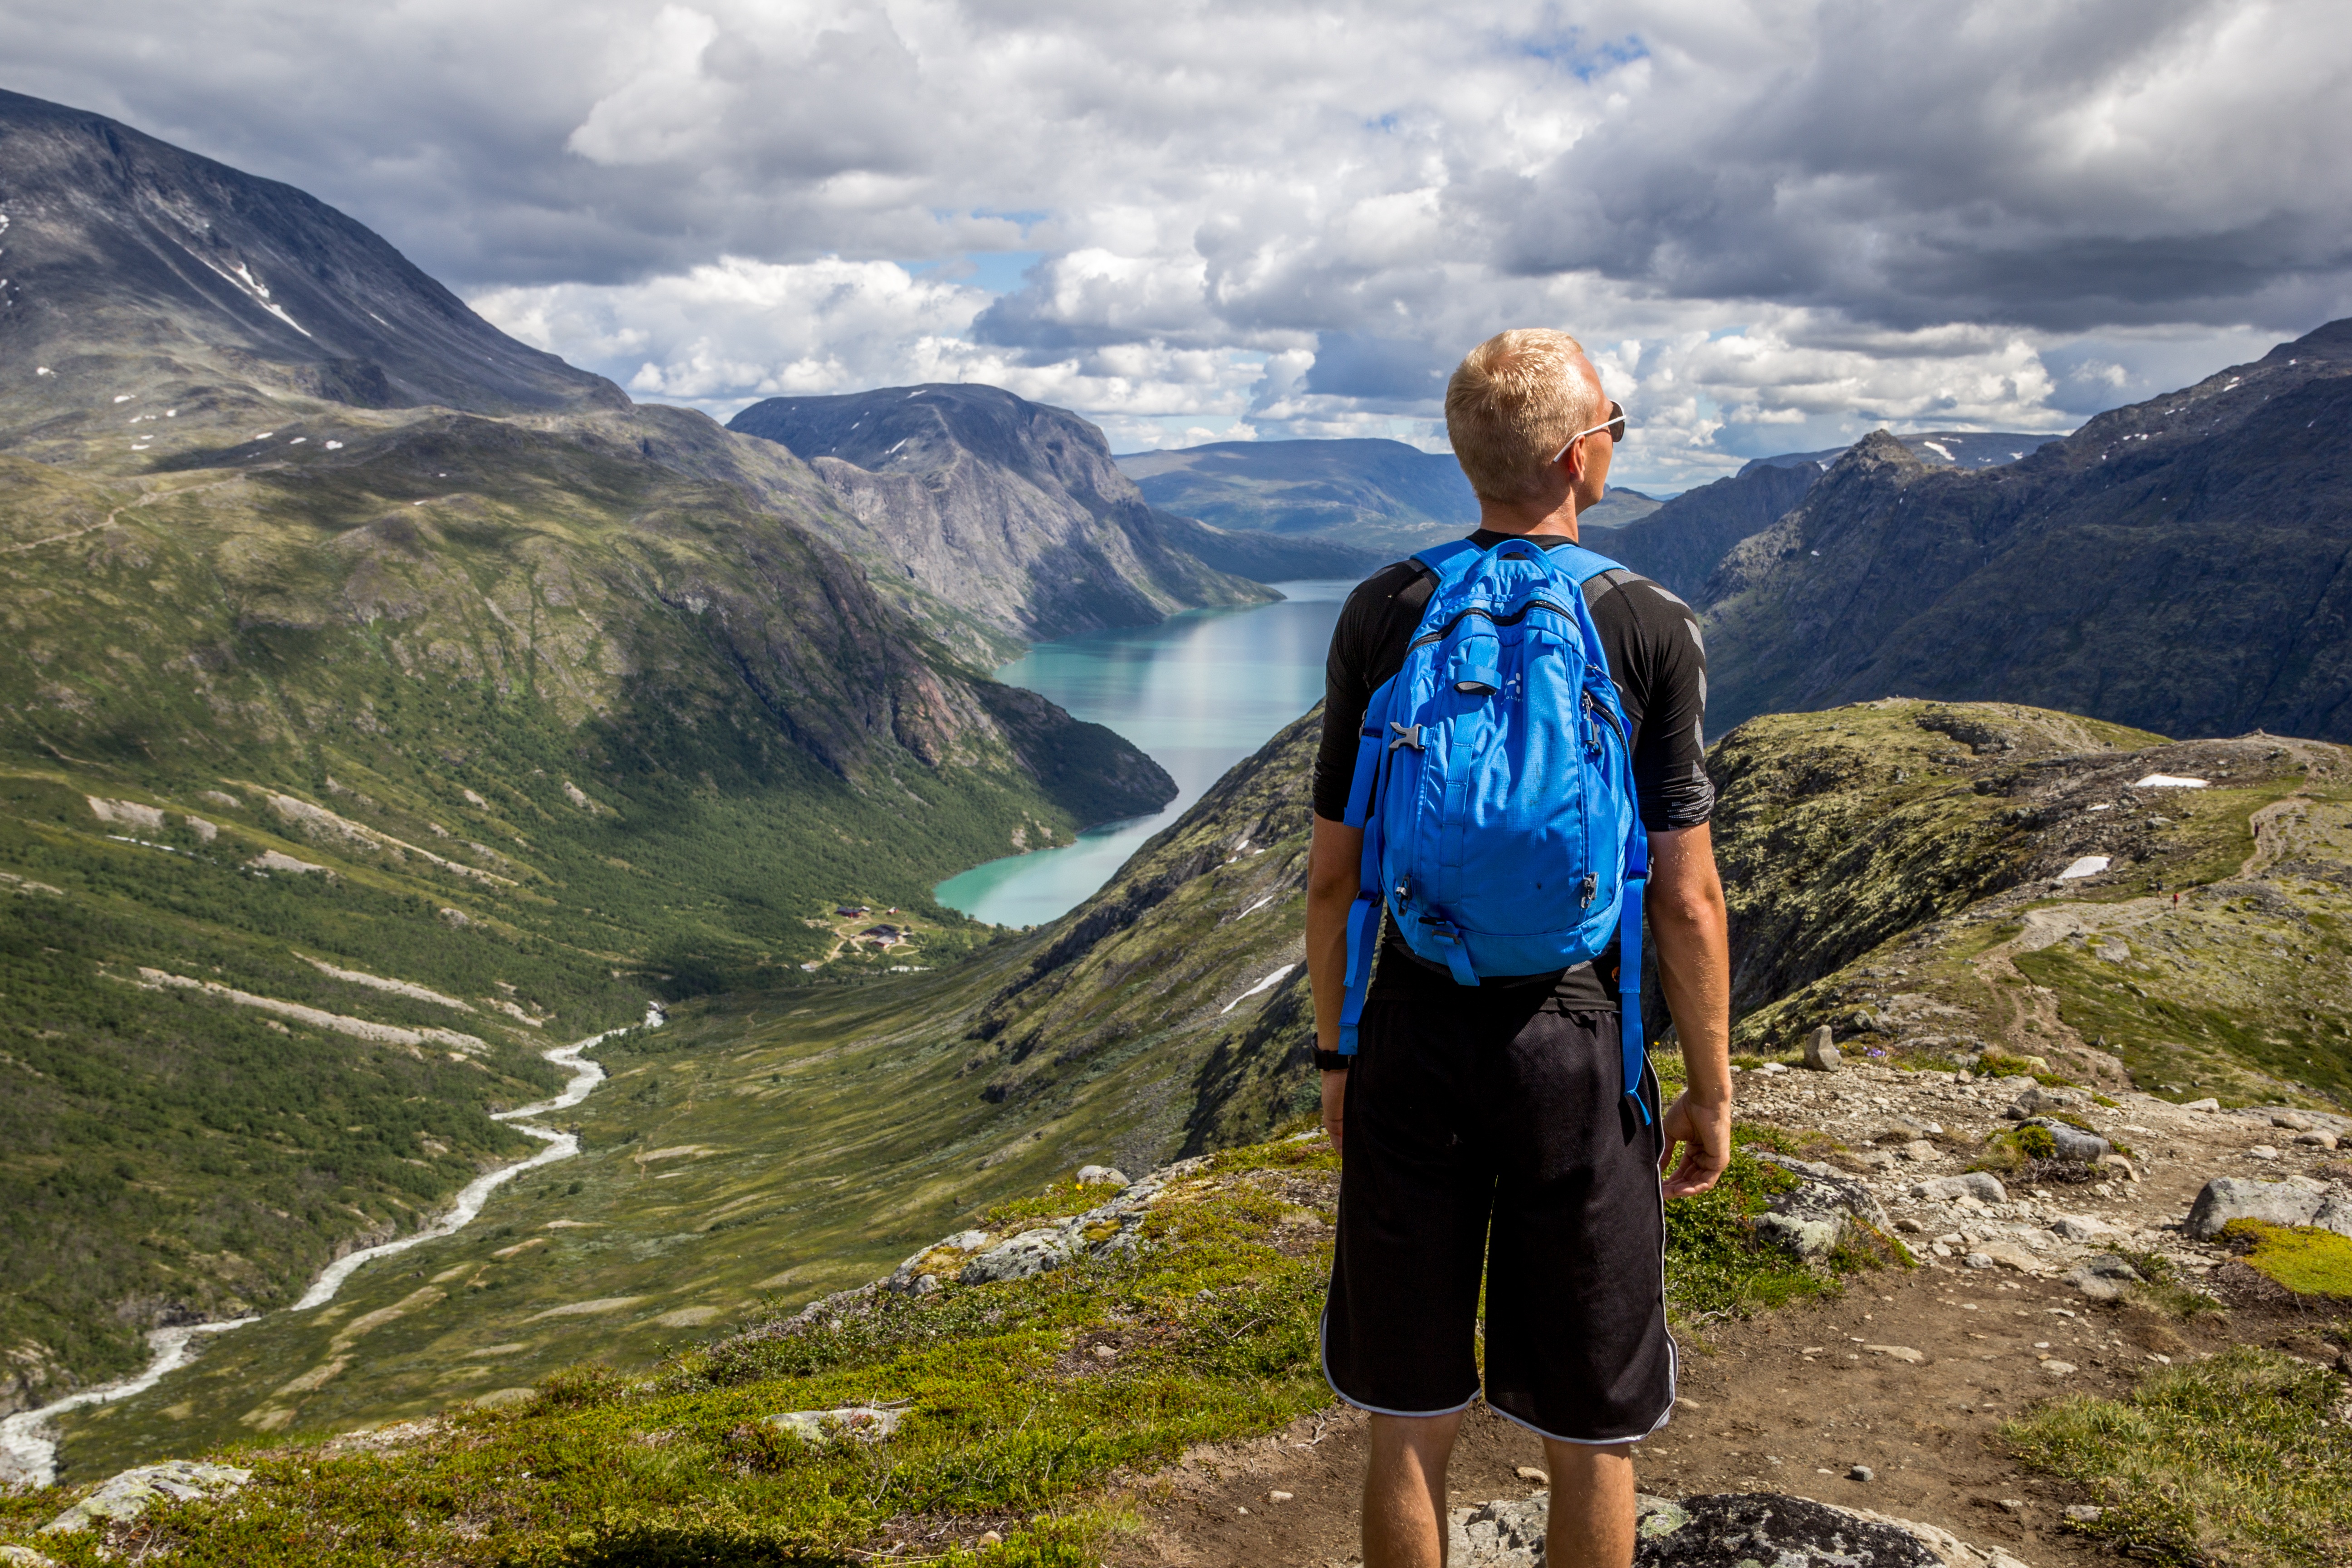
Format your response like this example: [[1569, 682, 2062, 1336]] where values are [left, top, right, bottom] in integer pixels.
[[2, 0, 2346, 478]]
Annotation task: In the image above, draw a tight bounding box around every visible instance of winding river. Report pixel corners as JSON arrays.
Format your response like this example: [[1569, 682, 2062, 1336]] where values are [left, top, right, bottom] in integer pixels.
[[0, 1011, 657, 1488], [935, 578, 1356, 926]]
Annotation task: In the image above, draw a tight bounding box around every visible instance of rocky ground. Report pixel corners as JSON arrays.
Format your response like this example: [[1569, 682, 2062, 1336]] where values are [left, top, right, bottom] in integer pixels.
[[1104, 1061, 2350, 1568]]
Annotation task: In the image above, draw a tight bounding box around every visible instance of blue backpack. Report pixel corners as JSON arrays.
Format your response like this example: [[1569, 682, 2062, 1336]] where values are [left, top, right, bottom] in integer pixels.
[[1336, 535, 1652, 1122]]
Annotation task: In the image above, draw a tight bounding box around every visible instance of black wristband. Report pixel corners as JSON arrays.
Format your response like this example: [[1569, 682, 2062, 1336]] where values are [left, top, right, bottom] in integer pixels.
[[1314, 1049, 1350, 1072]]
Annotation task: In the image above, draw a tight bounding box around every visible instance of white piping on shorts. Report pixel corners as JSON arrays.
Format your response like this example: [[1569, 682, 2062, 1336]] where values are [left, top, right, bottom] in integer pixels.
[[1319, 1305, 1480, 1421]]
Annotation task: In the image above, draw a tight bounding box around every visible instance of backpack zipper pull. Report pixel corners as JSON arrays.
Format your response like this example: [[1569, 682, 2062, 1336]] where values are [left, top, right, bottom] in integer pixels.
[[1579, 873, 1597, 907]]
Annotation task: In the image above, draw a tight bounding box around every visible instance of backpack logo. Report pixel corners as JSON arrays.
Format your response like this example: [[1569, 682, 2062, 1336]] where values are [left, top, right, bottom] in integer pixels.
[[1337, 537, 1652, 1120]]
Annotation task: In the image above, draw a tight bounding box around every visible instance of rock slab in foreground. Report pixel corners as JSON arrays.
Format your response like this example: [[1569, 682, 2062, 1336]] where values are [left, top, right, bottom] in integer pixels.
[[2184, 1174, 2352, 1240], [1448, 1493, 2032, 1567], [41, 1460, 251, 1533]]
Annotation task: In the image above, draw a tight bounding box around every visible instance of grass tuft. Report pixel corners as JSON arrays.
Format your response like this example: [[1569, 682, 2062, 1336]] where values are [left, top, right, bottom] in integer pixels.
[[2006, 1346, 2352, 1568], [2218, 1220, 2352, 1300]]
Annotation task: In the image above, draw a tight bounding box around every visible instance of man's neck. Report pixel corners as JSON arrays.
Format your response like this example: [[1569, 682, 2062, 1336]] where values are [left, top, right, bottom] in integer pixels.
[[1475, 495, 1580, 540]]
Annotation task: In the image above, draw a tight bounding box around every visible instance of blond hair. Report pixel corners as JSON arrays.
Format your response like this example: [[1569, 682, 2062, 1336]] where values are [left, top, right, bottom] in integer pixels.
[[1444, 329, 1602, 503]]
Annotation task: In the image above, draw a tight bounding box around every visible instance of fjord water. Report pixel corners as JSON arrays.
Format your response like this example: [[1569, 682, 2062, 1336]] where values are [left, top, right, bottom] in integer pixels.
[[936, 579, 1358, 926]]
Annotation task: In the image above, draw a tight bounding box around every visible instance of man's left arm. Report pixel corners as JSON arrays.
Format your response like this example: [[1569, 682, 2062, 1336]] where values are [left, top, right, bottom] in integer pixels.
[[1649, 823, 1731, 1196]]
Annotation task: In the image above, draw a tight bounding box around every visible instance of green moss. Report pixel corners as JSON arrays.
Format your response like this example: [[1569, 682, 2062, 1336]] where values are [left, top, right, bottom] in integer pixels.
[[2219, 1220, 2352, 1300], [2006, 1346, 2352, 1567]]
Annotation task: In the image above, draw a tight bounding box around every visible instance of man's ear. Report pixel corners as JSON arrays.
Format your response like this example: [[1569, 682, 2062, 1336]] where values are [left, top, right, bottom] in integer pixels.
[[1557, 435, 1588, 487]]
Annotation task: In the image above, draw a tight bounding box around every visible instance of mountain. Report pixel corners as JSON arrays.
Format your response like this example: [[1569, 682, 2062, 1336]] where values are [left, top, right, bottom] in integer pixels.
[[1599, 461, 1822, 603], [1741, 431, 2062, 477], [0, 93, 1177, 1414], [728, 386, 1289, 662], [45, 695, 2352, 1492], [0, 88, 623, 457], [1700, 322, 2352, 738], [1116, 437, 1480, 553]]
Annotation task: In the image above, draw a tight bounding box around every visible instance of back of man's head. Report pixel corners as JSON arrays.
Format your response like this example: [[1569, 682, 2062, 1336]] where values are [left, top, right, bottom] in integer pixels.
[[1446, 328, 1601, 503]]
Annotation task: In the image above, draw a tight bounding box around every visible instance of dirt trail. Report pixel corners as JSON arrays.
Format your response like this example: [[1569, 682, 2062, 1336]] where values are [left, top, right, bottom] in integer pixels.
[[1962, 784, 2318, 1066], [1108, 1067, 2350, 1567]]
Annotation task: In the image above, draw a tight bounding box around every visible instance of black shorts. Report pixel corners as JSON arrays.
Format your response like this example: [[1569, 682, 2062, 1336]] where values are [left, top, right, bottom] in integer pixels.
[[1321, 994, 1676, 1444]]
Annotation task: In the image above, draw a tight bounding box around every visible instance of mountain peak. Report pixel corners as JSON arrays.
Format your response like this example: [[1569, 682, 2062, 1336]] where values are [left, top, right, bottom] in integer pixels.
[[2262, 315, 2352, 364], [0, 88, 623, 453]]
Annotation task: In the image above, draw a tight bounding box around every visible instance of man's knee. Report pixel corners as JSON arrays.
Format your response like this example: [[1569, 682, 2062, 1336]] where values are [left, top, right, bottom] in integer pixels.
[[1368, 1409, 1467, 1470]]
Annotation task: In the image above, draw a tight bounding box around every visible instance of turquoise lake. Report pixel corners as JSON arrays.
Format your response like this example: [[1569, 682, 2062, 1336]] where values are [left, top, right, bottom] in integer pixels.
[[934, 579, 1358, 927]]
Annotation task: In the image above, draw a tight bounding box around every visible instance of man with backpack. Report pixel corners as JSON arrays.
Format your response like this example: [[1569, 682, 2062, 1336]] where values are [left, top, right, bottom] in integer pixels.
[[1307, 328, 1733, 1568]]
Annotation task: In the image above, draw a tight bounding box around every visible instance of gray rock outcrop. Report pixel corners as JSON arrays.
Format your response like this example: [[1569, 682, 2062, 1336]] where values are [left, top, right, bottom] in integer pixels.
[[2063, 1254, 2143, 1302], [1750, 1153, 1892, 1260], [2184, 1174, 2352, 1240], [1909, 1172, 2008, 1205], [41, 1460, 251, 1534]]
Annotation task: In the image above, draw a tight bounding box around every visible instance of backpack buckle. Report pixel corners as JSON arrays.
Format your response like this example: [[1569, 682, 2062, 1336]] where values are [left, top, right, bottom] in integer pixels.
[[1579, 872, 1597, 907], [1387, 721, 1424, 752]]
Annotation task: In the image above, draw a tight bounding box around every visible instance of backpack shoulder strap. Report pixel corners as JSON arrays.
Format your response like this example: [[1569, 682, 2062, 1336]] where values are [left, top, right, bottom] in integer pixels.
[[1539, 542, 1627, 586], [1409, 537, 1484, 589]]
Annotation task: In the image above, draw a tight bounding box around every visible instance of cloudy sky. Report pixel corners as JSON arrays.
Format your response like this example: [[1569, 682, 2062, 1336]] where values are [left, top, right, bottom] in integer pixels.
[[7, 0, 2350, 489]]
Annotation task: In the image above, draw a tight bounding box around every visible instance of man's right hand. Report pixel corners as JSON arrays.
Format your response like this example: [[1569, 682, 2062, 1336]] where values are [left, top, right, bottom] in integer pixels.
[[1321, 1068, 1347, 1152]]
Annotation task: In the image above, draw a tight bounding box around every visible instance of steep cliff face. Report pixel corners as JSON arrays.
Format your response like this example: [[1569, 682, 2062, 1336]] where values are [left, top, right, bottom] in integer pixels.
[[1700, 321, 2352, 738], [730, 385, 1278, 658]]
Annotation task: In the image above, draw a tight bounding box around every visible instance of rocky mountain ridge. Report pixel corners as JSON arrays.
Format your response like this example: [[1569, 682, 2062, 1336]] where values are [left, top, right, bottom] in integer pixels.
[[729, 384, 1309, 662], [1700, 319, 2352, 738], [0, 88, 622, 467]]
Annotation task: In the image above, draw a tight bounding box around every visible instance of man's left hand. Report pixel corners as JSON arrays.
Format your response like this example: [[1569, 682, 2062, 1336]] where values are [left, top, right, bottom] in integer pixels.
[[1658, 1088, 1730, 1197]]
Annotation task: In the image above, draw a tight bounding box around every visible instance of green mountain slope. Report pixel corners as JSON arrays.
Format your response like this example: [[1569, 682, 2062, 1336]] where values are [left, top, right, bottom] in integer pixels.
[[41, 711, 1324, 1479], [0, 93, 1181, 1418], [1708, 698, 2352, 1108]]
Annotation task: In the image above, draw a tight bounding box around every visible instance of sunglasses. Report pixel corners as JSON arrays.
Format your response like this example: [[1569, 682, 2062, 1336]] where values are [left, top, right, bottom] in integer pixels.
[[1552, 401, 1627, 464]]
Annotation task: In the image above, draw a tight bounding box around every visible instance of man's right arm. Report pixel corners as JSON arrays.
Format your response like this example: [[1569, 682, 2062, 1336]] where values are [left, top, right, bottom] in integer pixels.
[[1307, 813, 1364, 1148]]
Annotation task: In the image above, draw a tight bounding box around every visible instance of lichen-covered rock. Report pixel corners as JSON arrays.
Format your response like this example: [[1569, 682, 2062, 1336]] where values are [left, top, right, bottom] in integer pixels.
[[2021, 1118, 2111, 1162], [1, 1547, 63, 1567], [1450, 1493, 2027, 1567], [2185, 1175, 2349, 1240], [1449, 1496, 1550, 1564], [960, 1227, 1077, 1284], [764, 1406, 902, 1445], [41, 1461, 251, 1534], [1749, 1152, 1893, 1260]]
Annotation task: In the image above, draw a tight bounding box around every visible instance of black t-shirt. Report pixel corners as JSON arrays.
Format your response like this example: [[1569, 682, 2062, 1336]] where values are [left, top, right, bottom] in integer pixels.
[[1314, 530, 1717, 1008]]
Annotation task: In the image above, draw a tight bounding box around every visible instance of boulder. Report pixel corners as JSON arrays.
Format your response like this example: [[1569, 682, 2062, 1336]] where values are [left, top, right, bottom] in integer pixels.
[[1075, 1165, 1130, 1187], [2023, 1118, 2111, 1162], [1449, 1496, 1548, 1565], [1910, 1172, 2009, 1205], [2049, 1215, 2114, 1242], [1749, 1152, 1891, 1260], [959, 1227, 1077, 1284], [1896, 1140, 1941, 1163], [2064, 1254, 2143, 1302], [2184, 1175, 2342, 1240], [1, 1549, 62, 1567], [1803, 1026, 1842, 1072], [42, 1461, 252, 1534], [1973, 1241, 2049, 1275], [1633, 1493, 2031, 1568]]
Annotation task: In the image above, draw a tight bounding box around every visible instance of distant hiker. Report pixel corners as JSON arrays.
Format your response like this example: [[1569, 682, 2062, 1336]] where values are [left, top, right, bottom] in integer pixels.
[[1307, 327, 1733, 1568]]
